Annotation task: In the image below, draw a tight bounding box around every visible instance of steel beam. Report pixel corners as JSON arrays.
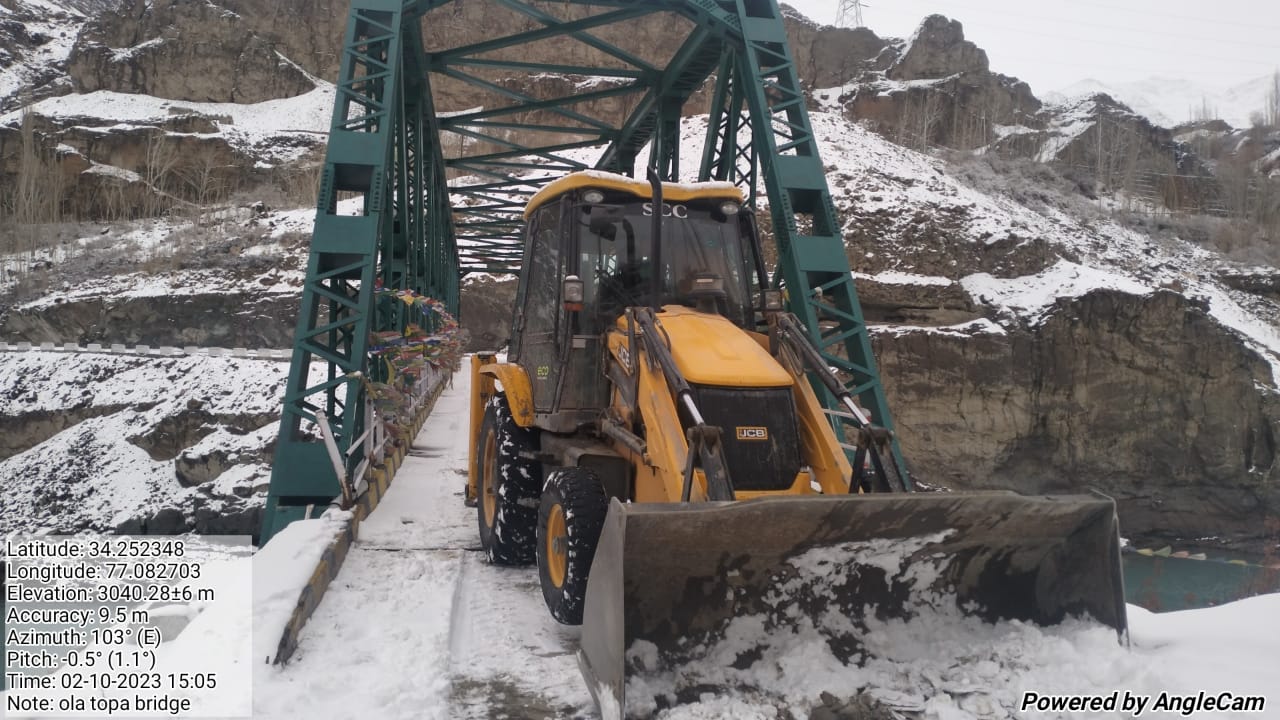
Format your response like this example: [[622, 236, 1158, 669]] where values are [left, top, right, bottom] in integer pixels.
[[265, 0, 911, 545]]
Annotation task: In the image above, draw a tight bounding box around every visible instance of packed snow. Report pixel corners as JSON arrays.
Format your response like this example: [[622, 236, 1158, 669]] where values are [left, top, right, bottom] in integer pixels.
[[252, 376, 592, 720]]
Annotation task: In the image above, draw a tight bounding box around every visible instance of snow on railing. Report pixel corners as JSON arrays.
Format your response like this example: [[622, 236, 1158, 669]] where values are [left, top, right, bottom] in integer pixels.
[[0, 341, 292, 361]]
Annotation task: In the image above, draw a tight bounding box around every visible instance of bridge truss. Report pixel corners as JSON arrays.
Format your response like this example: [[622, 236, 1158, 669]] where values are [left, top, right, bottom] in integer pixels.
[[261, 0, 911, 543]]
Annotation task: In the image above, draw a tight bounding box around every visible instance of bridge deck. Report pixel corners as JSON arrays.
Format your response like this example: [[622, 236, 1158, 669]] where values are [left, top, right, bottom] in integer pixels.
[[256, 372, 592, 719]]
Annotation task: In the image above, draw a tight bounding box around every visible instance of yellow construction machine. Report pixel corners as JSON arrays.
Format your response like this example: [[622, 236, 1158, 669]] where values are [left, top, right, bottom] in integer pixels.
[[467, 170, 1127, 717]]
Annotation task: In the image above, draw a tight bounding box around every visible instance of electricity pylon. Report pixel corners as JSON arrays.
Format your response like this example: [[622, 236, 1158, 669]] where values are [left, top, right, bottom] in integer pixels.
[[836, 0, 867, 28]]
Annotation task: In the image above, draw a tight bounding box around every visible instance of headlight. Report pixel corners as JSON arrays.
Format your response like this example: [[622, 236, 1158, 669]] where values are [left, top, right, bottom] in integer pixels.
[[583, 189, 605, 204], [719, 201, 740, 215]]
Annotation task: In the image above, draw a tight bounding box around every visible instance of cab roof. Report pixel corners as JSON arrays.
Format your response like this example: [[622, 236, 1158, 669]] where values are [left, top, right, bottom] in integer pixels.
[[523, 170, 744, 220]]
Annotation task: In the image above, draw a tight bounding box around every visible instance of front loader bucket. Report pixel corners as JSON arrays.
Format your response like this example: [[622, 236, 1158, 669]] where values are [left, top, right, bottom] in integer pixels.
[[578, 492, 1127, 718]]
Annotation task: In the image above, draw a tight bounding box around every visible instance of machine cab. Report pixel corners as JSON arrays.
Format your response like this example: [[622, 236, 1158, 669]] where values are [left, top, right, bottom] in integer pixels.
[[509, 171, 767, 431]]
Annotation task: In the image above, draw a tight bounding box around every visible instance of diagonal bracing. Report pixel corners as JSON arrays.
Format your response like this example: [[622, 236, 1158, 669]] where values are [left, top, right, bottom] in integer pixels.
[[262, 0, 910, 544]]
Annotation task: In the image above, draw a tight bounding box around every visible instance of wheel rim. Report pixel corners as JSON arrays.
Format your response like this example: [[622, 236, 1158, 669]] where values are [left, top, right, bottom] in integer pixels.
[[545, 503, 568, 588], [482, 431, 498, 528]]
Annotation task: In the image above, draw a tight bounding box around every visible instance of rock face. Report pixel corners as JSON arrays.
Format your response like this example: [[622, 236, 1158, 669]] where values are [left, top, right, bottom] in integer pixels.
[[780, 9, 892, 88], [67, 0, 315, 103], [0, 405, 126, 460], [0, 108, 324, 220], [875, 289, 1278, 552], [853, 275, 980, 325], [2, 292, 298, 348], [0, 351, 284, 539], [459, 275, 517, 352], [888, 15, 989, 80], [836, 15, 1042, 151], [1005, 94, 1222, 211], [0, 0, 121, 113]]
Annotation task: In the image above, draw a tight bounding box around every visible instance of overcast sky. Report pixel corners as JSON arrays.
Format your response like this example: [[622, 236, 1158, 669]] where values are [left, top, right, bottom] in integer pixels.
[[783, 0, 1280, 96]]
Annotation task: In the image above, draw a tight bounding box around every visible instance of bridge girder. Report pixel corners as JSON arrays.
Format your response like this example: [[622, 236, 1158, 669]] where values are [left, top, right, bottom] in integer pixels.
[[261, 0, 910, 544]]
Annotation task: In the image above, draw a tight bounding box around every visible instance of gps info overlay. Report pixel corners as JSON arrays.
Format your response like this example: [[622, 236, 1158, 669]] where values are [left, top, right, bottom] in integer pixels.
[[2, 535, 252, 717]]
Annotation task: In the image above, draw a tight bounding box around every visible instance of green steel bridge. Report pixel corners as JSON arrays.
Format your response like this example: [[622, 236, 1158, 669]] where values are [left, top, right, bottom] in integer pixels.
[[260, 0, 910, 544]]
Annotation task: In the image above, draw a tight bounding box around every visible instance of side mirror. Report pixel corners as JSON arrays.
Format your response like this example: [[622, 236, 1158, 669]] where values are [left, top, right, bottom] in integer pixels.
[[587, 204, 626, 236], [563, 275, 585, 312]]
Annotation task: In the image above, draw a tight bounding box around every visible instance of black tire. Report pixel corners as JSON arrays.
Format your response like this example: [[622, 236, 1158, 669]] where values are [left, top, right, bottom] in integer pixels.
[[536, 466, 609, 625], [476, 393, 542, 565]]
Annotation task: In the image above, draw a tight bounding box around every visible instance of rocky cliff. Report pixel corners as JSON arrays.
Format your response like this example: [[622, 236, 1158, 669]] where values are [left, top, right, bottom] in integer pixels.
[[876, 290, 1277, 552], [68, 0, 318, 103]]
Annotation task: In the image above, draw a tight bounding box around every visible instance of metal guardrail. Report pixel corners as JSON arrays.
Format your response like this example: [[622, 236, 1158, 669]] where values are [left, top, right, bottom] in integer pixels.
[[0, 341, 292, 361]]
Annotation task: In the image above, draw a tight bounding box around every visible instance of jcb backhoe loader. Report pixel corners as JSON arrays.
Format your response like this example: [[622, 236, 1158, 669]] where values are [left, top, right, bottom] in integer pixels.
[[466, 169, 1127, 717]]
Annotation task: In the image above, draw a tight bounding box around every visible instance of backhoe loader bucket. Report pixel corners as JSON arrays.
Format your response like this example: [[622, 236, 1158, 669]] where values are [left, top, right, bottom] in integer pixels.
[[579, 492, 1127, 718]]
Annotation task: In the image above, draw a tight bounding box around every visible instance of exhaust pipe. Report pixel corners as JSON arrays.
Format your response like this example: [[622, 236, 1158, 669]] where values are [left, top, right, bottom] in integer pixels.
[[646, 166, 662, 313]]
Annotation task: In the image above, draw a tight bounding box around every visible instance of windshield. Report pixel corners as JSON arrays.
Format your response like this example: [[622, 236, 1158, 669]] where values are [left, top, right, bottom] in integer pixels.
[[575, 200, 759, 330]]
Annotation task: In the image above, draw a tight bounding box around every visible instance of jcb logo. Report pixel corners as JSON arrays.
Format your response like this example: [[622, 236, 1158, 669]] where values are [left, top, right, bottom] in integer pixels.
[[736, 426, 768, 441]]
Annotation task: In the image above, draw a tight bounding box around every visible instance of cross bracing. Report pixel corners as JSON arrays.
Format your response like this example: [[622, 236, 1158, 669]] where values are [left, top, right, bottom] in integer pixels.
[[261, 0, 911, 543]]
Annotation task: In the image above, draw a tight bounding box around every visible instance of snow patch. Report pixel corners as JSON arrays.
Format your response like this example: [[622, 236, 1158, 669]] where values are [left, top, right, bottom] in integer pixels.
[[1, 85, 336, 164], [872, 318, 1008, 338], [854, 270, 953, 286], [961, 260, 1152, 323]]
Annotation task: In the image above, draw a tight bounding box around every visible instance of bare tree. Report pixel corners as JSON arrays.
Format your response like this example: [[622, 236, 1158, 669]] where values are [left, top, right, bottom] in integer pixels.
[[6, 108, 63, 264], [142, 130, 179, 217], [895, 90, 943, 151], [282, 159, 323, 207], [1264, 69, 1279, 128], [1191, 96, 1218, 123], [178, 150, 229, 233]]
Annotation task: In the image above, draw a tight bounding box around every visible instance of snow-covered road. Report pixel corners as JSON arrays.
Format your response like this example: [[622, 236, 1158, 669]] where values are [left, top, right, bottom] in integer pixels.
[[253, 374, 594, 720]]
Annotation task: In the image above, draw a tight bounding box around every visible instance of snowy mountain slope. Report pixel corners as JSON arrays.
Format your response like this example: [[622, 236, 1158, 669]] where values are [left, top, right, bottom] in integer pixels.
[[0, 0, 122, 110], [1048, 74, 1277, 129], [806, 113, 1279, 378], [0, 350, 334, 536], [4, 104, 1277, 549], [477, 109, 1269, 341]]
